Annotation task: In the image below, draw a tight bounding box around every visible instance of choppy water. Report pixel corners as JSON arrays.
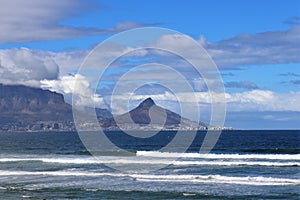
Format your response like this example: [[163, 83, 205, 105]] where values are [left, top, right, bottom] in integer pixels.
[[0, 130, 299, 199]]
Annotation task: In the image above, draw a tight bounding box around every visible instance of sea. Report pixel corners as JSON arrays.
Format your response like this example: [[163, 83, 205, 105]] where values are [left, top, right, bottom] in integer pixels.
[[0, 130, 299, 199]]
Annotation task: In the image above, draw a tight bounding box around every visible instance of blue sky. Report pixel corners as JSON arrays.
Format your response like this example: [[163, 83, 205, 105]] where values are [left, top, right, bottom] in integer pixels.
[[0, 0, 299, 129]]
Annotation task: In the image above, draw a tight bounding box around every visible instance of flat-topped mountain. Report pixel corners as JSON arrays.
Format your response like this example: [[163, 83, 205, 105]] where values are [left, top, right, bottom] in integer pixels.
[[0, 84, 73, 125], [0, 84, 69, 111], [0, 84, 111, 126]]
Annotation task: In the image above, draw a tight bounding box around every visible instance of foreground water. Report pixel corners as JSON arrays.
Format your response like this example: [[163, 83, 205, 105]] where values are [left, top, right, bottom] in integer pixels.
[[0, 130, 299, 199]]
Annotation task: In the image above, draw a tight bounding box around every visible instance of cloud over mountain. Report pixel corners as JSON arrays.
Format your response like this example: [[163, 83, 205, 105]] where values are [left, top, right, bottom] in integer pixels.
[[41, 74, 107, 109], [0, 26, 299, 120], [0, 48, 59, 87]]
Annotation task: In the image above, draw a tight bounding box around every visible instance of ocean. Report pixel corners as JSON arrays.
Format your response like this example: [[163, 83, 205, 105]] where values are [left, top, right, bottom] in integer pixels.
[[0, 130, 299, 199]]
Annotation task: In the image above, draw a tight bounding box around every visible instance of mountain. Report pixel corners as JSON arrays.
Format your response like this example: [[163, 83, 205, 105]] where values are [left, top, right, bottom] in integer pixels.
[[119, 97, 181, 125], [78, 106, 113, 119], [0, 84, 208, 131], [0, 84, 73, 124], [0, 84, 111, 128], [103, 97, 207, 130]]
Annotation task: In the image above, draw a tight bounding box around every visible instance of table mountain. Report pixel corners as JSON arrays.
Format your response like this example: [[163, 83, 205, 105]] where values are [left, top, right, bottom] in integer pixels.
[[0, 84, 73, 124]]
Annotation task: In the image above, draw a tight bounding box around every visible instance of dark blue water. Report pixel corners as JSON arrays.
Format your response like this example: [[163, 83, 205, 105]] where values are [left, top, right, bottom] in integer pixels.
[[0, 130, 299, 199]]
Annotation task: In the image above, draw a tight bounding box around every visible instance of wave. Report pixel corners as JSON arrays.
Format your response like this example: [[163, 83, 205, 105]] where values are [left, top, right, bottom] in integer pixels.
[[136, 151, 300, 160], [132, 174, 300, 186], [172, 161, 299, 167], [0, 157, 299, 167], [0, 170, 298, 186]]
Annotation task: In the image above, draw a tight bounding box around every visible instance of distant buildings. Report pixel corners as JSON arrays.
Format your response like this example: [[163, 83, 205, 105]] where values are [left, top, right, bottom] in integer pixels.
[[0, 120, 232, 132], [0, 121, 76, 132]]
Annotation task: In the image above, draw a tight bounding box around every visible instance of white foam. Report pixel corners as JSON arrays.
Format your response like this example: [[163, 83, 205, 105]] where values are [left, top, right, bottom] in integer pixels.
[[132, 174, 300, 186], [136, 151, 300, 160], [0, 170, 127, 178], [183, 193, 196, 196], [0, 157, 299, 167], [0, 157, 96, 164], [173, 160, 299, 167], [0, 170, 298, 186], [22, 195, 32, 198]]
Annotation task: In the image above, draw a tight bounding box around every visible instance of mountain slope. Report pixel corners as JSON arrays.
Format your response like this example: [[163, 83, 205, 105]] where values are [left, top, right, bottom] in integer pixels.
[[0, 84, 208, 131], [0, 84, 73, 124], [104, 98, 207, 129]]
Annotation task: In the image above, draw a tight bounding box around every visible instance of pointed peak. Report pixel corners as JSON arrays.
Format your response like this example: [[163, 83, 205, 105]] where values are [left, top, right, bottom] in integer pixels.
[[138, 97, 155, 108], [144, 97, 155, 103]]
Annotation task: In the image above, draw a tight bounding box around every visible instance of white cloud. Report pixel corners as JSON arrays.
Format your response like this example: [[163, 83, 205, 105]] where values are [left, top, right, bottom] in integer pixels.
[[40, 74, 107, 108], [52, 50, 87, 75], [134, 27, 300, 70], [150, 34, 216, 71], [0, 48, 59, 87], [3, 25, 298, 88], [108, 89, 300, 116], [212, 90, 299, 112], [202, 25, 300, 68], [0, 0, 157, 43], [177, 90, 300, 112], [0, 28, 299, 119]]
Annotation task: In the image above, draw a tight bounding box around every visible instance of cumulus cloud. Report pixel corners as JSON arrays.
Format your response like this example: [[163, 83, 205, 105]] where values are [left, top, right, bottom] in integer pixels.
[[0, 48, 59, 87], [213, 90, 299, 112], [0, 27, 299, 119], [41, 74, 107, 108], [174, 90, 300, 112], [3, 25, 298, 88], [0, 0, 157, 44], [52, 50, 87, 75]]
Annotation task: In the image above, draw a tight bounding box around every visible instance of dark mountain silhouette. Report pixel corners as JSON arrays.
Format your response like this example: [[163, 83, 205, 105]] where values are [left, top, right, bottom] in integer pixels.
[[124, 97, 181, 125], [0, 84, 73, 125], [0, 84, 207, 130], [0, 84, 111, 126], [104, 97, 207, 129]]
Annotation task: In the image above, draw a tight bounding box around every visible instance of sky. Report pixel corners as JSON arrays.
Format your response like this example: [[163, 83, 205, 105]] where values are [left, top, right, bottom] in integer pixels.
[[0, 0, 299, 129]]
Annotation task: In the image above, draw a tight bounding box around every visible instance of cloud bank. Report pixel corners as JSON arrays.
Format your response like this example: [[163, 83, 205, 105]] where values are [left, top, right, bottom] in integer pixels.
[[0, 48, 59, 87], [0, 25, 299, 117], [41, 74, 106, 108], [202, 25, 300, 68], [0, 0, 157, 43], [102, 89, 300, 116]]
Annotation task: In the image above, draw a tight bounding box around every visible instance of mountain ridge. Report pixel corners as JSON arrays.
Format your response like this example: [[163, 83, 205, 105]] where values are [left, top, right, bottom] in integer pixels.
[[0, 84, 110, 128], [0, 84, 73, 124], [103, 97, 207, 130], [0, 84, 212, 131]]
